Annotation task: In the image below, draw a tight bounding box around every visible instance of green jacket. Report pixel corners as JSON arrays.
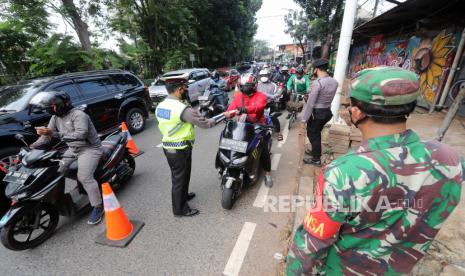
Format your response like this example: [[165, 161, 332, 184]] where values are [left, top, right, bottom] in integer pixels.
[[286, 74, 310, 95]]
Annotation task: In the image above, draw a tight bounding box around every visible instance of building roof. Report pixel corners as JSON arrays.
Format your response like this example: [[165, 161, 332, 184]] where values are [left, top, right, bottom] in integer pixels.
[[353, 0, 465, 43]]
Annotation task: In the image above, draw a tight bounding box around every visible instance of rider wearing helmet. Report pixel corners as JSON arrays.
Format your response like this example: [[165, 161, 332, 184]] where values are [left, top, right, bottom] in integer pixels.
[[287, 66, 311, 97], [209, 70, 228, 108], [29, 91, 104, 225], [257, 69, 283, 141], [224, 73, 273, 187]]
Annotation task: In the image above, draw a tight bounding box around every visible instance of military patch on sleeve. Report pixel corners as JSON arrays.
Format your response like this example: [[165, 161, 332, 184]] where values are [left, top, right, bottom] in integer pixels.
[[156, 108, 171, 120], [303, 171, 342, 240]]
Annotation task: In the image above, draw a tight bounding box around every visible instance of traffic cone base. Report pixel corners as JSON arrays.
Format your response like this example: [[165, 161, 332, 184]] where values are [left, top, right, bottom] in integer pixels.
[[95, 183, 144, 248], [95, 220, 145, 248]]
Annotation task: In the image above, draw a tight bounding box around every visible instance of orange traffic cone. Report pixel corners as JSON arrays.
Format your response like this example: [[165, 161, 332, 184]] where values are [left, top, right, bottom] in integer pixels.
[[234, 84, 240, 97], [121, 122, 141, 156], [95, 183, 144, 247]]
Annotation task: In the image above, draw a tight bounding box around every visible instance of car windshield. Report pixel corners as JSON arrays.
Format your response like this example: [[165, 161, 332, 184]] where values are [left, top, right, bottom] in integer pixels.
[[155, 79, 165, 85], [0, 84, 37, 112]]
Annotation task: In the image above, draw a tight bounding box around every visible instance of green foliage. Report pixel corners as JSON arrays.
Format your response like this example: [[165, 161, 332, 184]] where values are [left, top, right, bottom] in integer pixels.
[[27, 34, 91, 75], [293, 0, 344, 58], [253, 39, 272, 60], [0, 22, 31, 76]]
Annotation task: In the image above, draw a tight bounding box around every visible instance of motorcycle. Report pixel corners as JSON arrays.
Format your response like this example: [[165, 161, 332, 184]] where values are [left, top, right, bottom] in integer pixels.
[[199, 84, 229, 118], [0, 129, 135, 251], [214, 109, 281, 210]]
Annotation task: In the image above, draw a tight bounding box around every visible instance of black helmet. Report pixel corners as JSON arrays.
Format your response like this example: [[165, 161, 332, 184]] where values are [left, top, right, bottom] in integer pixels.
[[29, 91, 73, 116], [211, 70, 219, 80], [312, 58, 329, 69], [238, 73, 258, 96]]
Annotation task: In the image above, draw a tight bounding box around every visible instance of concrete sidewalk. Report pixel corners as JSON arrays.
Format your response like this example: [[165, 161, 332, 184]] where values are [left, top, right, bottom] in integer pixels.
[[287, 110, 465, 276]]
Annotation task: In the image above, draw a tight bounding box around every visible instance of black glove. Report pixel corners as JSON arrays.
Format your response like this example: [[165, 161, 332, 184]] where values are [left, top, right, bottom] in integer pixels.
[[237, 107, 248, 115]]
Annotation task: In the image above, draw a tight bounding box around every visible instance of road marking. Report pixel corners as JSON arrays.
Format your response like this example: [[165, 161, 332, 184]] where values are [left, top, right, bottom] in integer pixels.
[[156, 143, 163, 148], [271, 153, 282, 171], [253, 181, 270, 208], [223, 222, 257, 276], [278, 120, 289, 148]]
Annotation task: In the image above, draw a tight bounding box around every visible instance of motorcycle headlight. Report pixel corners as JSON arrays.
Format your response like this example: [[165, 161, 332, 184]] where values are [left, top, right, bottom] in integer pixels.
[[232, 156, 248, 165], [220, 152, 230, 163]]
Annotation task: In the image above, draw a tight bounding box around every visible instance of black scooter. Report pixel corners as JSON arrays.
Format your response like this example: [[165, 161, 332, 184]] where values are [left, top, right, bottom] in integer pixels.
[[199, 85, 229, 118], [0, 130, 135, 251], [214, 109, 280, 210]]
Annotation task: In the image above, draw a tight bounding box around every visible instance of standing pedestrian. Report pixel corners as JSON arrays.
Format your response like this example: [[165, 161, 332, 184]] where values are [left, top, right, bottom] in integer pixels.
[[300, 58, 338, 166], [155, 77, 216, 217], [286, 67, 465, 275]]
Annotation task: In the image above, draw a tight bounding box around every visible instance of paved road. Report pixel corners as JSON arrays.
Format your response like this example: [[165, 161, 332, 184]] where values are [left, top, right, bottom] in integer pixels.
[[0, 111, 300, 275]]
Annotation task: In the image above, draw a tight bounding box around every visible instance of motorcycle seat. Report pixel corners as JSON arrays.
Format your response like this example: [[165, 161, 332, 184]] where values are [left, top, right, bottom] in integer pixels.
[[66, 133, 124, 173]]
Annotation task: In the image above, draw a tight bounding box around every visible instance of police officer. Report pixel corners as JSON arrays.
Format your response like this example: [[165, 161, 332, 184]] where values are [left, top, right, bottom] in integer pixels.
[[301, 58, 338, 166], [156, 77, 216, 217], [286, 67, 465, 275]]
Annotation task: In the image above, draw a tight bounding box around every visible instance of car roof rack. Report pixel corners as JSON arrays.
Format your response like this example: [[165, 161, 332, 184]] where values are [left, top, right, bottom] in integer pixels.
[[52, 69, 125, 80]]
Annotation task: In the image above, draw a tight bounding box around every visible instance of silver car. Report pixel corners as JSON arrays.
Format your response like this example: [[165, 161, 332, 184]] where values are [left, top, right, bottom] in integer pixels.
[[149, 68, 211, 106]]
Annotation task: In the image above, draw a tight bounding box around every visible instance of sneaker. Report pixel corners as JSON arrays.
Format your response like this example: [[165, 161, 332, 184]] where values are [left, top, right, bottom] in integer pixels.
[[88, 206, 104, 225], [303, 158, 322, 167], [265, 175, 273, 187]]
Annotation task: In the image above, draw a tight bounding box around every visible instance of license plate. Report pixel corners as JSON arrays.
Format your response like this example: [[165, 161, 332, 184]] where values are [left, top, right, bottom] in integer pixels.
[[219, 138, 248, 153], [198, 96, 209, 101], [3, 171, 31, 183]]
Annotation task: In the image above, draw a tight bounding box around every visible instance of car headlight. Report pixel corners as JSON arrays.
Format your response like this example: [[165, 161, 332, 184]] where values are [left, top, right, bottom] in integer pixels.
[[232, 156, 248, 165], [219, 152, 230, 163]]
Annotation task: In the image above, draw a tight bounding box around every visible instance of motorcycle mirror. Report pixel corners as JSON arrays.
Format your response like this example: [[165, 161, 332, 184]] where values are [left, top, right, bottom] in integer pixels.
[[14, 134, 29, 148]]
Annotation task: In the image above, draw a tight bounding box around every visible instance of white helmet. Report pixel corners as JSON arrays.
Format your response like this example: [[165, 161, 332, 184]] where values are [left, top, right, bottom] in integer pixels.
[[259, 69, 271, 83]]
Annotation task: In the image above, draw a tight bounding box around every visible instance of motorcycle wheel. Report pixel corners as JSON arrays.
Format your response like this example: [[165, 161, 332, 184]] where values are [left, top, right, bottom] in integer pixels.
[[221, 187, 235, 210], [1, 203, 59, 251]]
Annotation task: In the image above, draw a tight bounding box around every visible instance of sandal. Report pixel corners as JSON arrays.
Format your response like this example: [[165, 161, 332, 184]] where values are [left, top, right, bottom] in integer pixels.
[[277, 133, 284, 141]]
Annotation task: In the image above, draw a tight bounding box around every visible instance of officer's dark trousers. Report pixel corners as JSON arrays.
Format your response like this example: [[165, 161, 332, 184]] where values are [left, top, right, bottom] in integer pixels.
[[163, 147, 192, 215], [307, 108, 332, 161]]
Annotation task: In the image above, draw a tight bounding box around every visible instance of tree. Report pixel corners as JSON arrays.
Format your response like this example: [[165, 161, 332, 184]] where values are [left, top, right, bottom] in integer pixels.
[[253, 39, 271, 61], [284, 10, 310, 65], [293, 0, 344, 59]]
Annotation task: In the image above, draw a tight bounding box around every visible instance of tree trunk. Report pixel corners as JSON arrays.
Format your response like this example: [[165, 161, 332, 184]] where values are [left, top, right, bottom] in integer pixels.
[[321, 33, 333, 59], [61, 0, 93, 64]]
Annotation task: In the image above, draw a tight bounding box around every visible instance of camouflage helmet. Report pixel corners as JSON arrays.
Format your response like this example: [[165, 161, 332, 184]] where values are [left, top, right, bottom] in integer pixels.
[[350, 66, 420, 106]]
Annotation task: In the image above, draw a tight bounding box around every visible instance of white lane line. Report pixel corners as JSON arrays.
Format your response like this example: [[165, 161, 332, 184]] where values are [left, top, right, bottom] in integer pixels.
[[156, 143, 163, 148], [253, 181, 270, 208], [223, 222, 257, 276], [278, 120, 289, 148], [271, 153, 282, 171]]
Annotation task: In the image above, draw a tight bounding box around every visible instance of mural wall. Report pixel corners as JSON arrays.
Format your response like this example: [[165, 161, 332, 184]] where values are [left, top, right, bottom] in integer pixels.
[[349, 30, 461, 108]]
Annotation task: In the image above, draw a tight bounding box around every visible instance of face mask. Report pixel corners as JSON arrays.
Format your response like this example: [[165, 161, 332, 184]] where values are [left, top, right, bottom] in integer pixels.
[[180, 88, 189, 101], [260, 76, 269, 83]]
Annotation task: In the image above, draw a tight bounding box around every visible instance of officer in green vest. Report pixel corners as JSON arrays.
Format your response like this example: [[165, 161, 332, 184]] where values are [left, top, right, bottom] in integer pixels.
[[156, 76, 216, 217]]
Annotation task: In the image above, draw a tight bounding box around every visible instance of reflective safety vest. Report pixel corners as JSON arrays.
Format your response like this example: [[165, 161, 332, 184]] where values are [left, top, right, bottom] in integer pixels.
[[155, 98, 195, 149]]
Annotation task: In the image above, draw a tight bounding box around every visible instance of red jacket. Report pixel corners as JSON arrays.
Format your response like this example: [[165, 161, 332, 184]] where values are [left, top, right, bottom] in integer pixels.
[[227, 91, 268, 123]]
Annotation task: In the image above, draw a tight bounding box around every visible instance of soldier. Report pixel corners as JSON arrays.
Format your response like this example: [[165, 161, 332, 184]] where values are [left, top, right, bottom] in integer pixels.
[[156, 77, 216, 217], [286, 67, 465, 275]]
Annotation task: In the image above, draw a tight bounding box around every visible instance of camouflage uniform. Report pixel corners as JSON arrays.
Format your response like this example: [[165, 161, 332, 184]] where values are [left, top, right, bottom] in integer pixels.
[[286, 67, 465, 275]]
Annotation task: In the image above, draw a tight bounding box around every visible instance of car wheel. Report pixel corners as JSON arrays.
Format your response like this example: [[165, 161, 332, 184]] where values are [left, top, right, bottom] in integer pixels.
[[125, 107, 146, 134]]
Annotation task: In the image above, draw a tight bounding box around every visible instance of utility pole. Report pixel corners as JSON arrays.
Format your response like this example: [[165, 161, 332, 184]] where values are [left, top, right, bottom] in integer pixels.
[[435, 83, 465, 141], [330, 0, 358, 121]]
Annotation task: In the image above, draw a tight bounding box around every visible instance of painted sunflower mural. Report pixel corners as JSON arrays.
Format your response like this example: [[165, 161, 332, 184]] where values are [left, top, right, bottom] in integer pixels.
[[414, 30, 455, 104]]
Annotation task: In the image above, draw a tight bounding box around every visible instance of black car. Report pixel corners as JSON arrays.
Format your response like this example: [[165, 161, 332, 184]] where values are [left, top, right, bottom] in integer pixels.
[[0, 69, 151, 213]]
